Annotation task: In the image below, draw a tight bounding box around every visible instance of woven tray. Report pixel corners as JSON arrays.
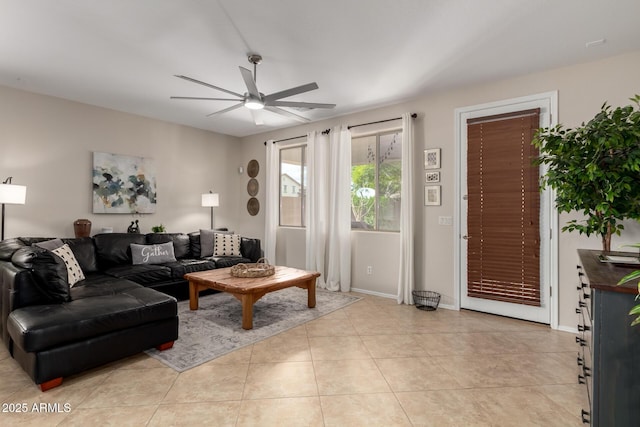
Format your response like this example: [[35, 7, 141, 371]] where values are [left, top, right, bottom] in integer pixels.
[[230, 258, 275, 278]]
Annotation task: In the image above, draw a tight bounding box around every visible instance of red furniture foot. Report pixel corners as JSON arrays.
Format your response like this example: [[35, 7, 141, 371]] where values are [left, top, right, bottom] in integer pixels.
[[156, 341, 174, 351], [39, 377, 63, 392]]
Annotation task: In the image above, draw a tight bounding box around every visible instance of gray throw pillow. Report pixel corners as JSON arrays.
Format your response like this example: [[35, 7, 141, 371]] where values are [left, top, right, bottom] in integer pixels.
[[130, 242, 176, 265], [199, 229, 215, 258], [34, 238, 64, 251]]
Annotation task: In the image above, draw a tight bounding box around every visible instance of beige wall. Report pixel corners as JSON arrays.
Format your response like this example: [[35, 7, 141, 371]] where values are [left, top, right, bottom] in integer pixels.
[[0, 85, 243, 238], [3, 50, 640, 330], [238, 50, 640, 330]]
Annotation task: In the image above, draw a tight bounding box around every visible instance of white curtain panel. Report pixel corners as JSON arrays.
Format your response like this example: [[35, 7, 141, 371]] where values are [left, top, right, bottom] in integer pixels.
[[264, 140, 278, 263], [305, 130, 329, 289], [325, 126, 352, 292], [397, 113, 415, 304]]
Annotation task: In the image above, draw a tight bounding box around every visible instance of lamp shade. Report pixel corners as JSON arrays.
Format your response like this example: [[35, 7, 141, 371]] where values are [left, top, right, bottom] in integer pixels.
[[201, 193, 219, 207], [0, 184, 27, 205]]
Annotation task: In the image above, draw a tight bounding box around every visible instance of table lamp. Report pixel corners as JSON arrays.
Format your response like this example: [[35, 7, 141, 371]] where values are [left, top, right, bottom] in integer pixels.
[[201, 191, 219, 230]]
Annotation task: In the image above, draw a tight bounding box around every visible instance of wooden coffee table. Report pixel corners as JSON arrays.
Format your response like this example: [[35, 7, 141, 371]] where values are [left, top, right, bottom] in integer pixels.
[[184, 266, 320, 330]]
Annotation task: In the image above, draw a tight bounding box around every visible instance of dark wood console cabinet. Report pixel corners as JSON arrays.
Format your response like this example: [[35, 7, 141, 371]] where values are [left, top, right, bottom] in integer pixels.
[[577, 250, 640, 426]]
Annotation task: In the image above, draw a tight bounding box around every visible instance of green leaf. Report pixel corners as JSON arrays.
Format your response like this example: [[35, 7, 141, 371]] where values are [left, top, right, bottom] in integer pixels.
[[629, 305, 640, 315], [618, 270, 640, 286]]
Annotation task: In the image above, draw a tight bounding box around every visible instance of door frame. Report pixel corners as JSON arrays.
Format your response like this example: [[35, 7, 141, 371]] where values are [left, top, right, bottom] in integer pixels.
[[453, 91, 559, 328]]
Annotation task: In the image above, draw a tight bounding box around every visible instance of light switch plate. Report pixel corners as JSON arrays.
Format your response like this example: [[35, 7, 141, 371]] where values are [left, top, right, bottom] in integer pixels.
[[438, 216, 453, 225]]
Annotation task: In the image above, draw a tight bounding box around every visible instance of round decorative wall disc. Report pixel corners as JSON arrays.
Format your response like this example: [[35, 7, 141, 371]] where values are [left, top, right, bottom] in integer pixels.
[[247, 159, 259, 178], [247, 197, 260, 216], [247, 178, 259, 196]]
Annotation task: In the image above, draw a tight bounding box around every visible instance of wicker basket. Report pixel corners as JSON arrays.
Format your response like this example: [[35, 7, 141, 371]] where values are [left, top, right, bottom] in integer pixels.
[[230, 258, 275, 278], [412, 290, 441, 311]]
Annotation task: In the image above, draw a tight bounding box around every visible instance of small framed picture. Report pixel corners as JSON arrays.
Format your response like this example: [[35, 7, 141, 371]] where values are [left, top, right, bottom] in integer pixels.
[[424, 148, 441, 169], [424, 185, 441, 206], [425, 171, 440, 183]]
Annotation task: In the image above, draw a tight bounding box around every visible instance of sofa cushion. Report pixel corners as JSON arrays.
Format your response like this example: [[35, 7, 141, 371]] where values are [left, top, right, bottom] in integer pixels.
[[211, 256, 251, 268], [63, 237, 99, 273], [214, 233, 241, 257], [51, 244, 85, 286], [6, 286, 177, 353], [94, 233, 146, 269], [30, 247, 72, 303], [104, 264, 172, 285], [146, 233, 190, 259], [240, 237, 262, 263], [162, 259, 217, 279], [188, 232, 202, 259], [70, 274, 141, 299], [131, 242, 176, 265]]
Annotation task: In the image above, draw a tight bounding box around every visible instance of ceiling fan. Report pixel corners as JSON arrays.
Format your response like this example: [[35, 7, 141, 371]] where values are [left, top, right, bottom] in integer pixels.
[[171, 54, 336, 125]]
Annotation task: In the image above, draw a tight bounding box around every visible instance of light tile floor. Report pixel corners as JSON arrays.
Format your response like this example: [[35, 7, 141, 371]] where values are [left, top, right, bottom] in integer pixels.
[[0, 292, 586, 426]]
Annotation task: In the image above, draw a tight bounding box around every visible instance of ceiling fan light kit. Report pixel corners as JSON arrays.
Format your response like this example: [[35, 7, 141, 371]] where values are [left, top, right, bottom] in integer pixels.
[[172, 54, 335, 124], [244, 97, 264, 110]]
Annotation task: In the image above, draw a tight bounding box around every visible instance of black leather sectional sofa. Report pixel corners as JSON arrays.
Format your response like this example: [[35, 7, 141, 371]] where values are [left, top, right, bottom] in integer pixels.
[[0, 231, 261, 391]]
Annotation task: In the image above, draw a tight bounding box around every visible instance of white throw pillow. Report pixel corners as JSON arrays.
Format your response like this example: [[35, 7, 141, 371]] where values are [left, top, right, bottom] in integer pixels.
[[213, 233, 241, 257], [52, 243, 85, 287]]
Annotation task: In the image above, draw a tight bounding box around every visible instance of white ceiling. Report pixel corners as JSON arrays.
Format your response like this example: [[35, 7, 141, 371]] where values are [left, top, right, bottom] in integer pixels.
[[2, 0, 640, 137]]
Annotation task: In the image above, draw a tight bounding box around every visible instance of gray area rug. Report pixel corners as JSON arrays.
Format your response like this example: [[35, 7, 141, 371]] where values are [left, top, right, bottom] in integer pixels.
[[146, 287, 361, 372]]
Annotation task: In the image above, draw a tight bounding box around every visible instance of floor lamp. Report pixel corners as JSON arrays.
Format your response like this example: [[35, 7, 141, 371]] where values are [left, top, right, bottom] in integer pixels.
[[201, 191, 219, 230], [0, 177, 27, 241]]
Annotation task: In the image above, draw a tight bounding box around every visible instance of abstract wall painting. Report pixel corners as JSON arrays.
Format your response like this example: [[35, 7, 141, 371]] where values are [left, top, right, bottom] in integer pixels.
[[92, 152, 157, 214]]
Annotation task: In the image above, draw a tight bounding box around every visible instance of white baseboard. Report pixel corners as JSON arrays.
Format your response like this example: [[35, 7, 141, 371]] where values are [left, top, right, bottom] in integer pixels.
[[556, 325, 578, 334], [349, 288, 458, 312], [350, 288, 397, 300]]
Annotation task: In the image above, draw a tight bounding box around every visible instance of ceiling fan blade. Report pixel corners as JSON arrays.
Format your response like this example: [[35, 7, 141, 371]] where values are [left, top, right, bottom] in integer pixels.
[[175, 75, 244, 98], [239, 66, 260, 99], [206, 103, 243, 117], [263, 82, 319, 102], [170, 96, 242, 101], [268, 100, 336, 109], [265, 106, 311, 123], [250, 109, 265, 126]]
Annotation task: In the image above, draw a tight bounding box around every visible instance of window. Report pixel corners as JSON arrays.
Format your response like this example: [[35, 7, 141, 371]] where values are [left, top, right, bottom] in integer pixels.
[[351, 130, 402, 231], [279, 145, 306, 226]]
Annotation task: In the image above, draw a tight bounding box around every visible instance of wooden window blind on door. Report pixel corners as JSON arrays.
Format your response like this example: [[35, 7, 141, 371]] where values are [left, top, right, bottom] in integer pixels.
[[467, 109, 541, 306]]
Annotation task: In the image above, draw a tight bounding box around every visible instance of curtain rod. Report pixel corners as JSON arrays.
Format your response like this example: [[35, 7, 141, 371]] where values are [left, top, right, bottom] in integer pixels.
[[264, 128, 330, 145], [262, 112, 417, 145], [347, 113, 417, 130]]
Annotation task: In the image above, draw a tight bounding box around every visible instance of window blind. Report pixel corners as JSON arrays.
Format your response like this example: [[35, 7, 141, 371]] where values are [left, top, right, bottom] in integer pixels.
[[466, 109, 541, 306]]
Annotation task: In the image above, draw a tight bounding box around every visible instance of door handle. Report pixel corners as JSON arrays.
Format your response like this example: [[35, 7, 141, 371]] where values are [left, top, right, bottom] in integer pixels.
[[462, 235, 470, 240]]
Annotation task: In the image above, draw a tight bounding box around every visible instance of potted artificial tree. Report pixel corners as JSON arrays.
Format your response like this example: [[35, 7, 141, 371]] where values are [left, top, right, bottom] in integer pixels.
[[532, 95, 640, 253]]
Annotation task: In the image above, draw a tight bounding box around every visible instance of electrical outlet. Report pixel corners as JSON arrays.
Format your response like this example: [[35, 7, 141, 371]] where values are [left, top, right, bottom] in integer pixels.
[[366, 266, 373, 275]]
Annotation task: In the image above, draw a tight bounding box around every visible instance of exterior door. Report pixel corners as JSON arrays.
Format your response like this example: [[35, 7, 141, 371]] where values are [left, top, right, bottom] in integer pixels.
[[456, 93, 557, 325]]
